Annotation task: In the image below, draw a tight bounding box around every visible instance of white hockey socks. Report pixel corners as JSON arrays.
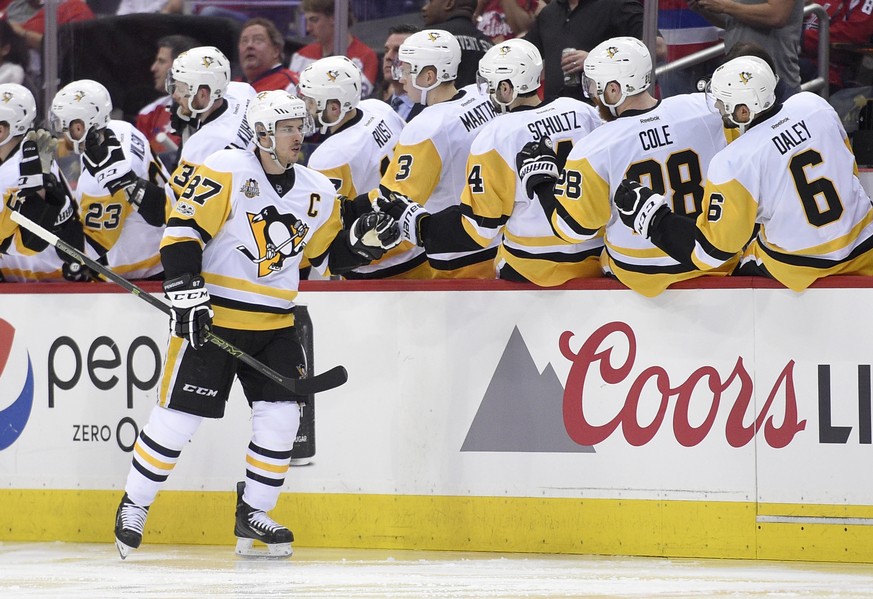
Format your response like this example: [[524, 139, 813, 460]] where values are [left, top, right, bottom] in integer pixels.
[[243, 401, 300, 512]]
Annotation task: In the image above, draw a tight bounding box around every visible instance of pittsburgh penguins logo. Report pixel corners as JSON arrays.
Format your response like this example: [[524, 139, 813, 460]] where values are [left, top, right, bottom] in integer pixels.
[[739, 71, 752, 85], [606, 46, 618, 59], [1, 92, 11, 103], [499, 45, 511, 56], [202, 56, 215, 68], [236, 206, 309, 275], [427, 32, 441, 42], [74, 91, 85, 102], [326, 69, 339, 82]]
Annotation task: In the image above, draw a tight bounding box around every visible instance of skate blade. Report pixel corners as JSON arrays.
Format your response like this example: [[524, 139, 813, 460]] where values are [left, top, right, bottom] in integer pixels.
[[115, 538, 133, 560], [235, 538, 293, 558]]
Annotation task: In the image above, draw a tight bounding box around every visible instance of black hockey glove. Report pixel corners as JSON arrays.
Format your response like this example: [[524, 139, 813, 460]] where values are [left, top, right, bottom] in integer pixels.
[[82, 129, 137, 195], [347, 212, 401, 261], [163, 274, 214, 349], [339, 193, 376, 229], [375, 188, 429, 247], [17, 134, 43, 193], [613, 179, 669, 238], [515, 137, 559, 200]]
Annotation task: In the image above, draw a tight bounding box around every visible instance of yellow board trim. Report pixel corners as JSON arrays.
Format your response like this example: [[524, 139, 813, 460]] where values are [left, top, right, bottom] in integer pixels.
[[2, 490, 871, 562]]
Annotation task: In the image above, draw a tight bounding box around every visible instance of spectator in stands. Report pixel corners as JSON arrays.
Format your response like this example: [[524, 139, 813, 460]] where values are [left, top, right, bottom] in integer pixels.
[[290, 0, 378, 98], [613, 55, 873, 291], [800, 0, 873, 93], [0, 19, 29, 85], [524, 0, 646, 101], [382, 23, 420, 121], [136, 34, 198, 158], [475, 0, 540, 43], [656, 0, 723, 97], [422, 0, 494, 87], [114, 0, 183, 14], [689, 0, 803, 95], [10, 0, 94, 50], [238, 17, 299, 94]]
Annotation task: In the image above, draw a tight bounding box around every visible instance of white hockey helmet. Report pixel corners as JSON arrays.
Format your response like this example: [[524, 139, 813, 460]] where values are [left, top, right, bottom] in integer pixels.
[[50, 79, 113, 153], [709, 56, 777, 129], [0, 83, 37, 146], [247, 90, 313, 169], [583, 37, 652, 115], [396, 29, 461, 99], [167, 46, 231, 117], [477, 38, 542, 112], [297, 55, 362, 134]]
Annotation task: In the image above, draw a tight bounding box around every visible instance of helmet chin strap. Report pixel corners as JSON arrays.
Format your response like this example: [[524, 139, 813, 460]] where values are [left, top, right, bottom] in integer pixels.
[[599, 90, 626, 117], [317, 107, 345, 135], [412, 73, 440, 106], [256, 138, 293, 171]]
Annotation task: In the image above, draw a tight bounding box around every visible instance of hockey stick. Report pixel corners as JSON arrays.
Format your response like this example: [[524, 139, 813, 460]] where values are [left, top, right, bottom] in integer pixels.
[[10, 210, 348, 395]]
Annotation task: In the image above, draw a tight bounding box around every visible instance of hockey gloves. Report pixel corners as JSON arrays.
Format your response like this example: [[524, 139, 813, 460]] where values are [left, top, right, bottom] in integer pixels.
[[375, 188, 429, 247], [163, 274, 214, 350], [614, 179, 669, 239], [516, 137, 559, 200], [26, 129, 58, 173], [83, 129, 137, 196], [17, 133, 44, 193], [348, 211, 401, 261]]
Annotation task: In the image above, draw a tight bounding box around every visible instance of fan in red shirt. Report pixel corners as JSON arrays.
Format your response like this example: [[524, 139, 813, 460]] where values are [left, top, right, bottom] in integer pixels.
[[802, 0, 873, 91], [236, 17, 299, 93], [289, 0, 378, 97]]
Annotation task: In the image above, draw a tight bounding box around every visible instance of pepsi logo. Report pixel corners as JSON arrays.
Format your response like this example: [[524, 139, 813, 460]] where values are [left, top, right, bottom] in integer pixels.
[[0, 318, 34, 450]]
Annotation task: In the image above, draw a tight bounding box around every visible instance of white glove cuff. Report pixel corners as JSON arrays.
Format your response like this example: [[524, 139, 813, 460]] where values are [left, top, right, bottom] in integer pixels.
[[519, 160, 559, 182], [167, 287, 210, 309], [399, 202, 425, 246], [634, 192, 668, 238]]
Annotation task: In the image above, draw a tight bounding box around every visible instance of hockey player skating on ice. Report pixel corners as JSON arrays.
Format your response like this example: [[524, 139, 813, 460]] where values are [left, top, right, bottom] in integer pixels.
[[113, 91, 401, 559]]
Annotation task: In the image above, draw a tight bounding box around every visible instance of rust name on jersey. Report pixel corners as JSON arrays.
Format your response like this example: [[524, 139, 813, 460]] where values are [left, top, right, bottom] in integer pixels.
[[526, 110, 583, 141], [459, 97, 498, 132], [372, 119, 393, 148], [769, 118, 811, 155]]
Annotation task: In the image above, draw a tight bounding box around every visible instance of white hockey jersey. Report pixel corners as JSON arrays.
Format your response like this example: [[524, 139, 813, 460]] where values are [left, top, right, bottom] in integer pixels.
[[306, 98, 405, 278], [170, 82, 257, 198], [77, 119, 173, 279], [693, 91, 873, 290], [553, 93, 736, 296], [373, 84, 498, 278], [0, 143, 75, 281], [459, 96, 603, 286], [161, 149, 342, 330], [307, 99, 405, 199]]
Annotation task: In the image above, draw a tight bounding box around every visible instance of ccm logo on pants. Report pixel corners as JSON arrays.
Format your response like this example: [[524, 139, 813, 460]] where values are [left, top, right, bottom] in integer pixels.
[[182, 384, 219, 397]]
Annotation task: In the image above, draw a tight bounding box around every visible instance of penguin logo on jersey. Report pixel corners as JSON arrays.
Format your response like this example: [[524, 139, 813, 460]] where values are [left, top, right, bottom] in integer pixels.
[[739, 71, 752, 85], [237, 206, 309, 276], [240, 178, 259, 199]]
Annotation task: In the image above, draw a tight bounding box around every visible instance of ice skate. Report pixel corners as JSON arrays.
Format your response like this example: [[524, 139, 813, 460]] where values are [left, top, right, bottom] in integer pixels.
[[234, 481, 293, 558], [114, 493, 149, 559]]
